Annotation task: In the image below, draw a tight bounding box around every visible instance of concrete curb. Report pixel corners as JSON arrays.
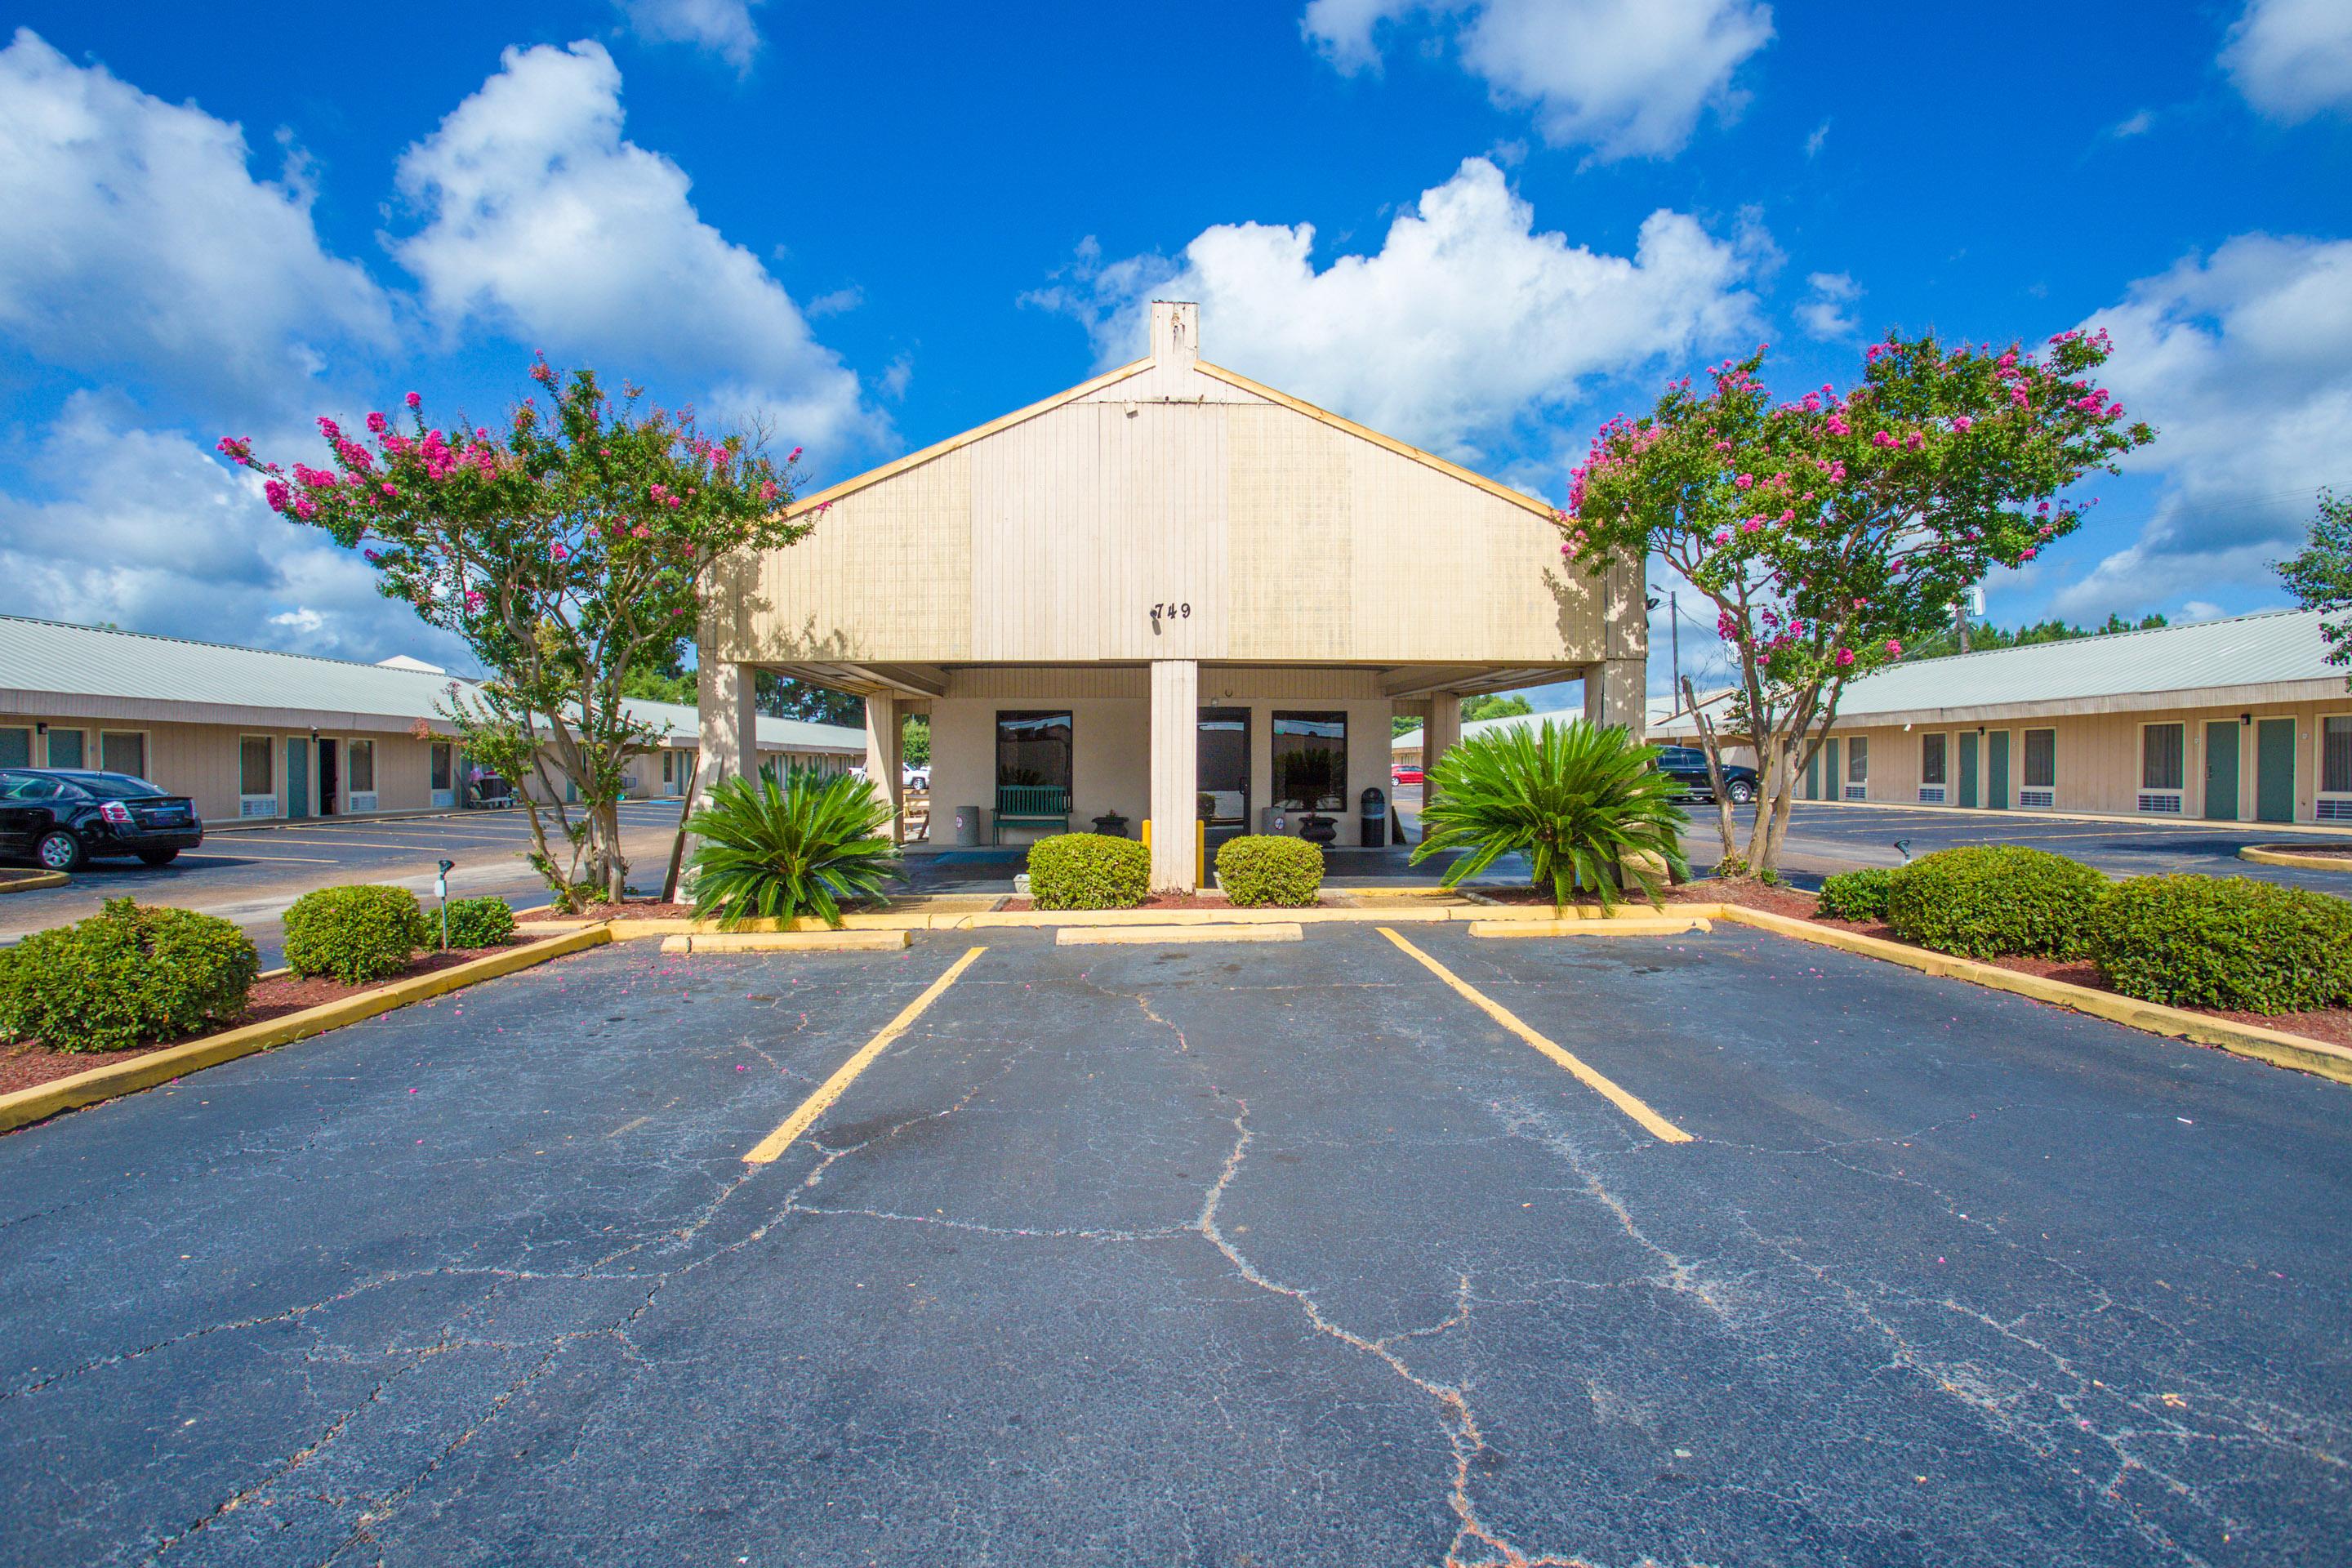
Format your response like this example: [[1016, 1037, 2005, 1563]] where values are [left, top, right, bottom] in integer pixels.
[[0, 927, 612, 1134], [659, 930, 910, 954], [0, 871, 69, 896], [1469, 916, 1713, 938], [1711, 905, 2352, 1086], [2238, 844, 2352, 873], [532, 902, 1673, 938], [1058, 923, 1303, 945]]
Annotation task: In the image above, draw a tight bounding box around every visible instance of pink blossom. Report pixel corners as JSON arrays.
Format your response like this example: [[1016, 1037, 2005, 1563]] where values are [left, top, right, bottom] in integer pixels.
[[1735, 474, 1755, 490], [1835, 648, 1855, 668], [1885, 639, 1903, 657], [366, 412, 388, 434], [1952, 416, 1973, 432], [404, 391, 421, 410]]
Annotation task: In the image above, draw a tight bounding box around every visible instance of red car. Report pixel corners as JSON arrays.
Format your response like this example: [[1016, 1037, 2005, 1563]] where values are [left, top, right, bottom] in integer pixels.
[[1390, 763, 1425, 786]]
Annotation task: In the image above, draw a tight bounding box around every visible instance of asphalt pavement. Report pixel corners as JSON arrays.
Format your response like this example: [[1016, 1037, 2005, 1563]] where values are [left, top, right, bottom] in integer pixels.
[[2, 924, 2344, 1566]]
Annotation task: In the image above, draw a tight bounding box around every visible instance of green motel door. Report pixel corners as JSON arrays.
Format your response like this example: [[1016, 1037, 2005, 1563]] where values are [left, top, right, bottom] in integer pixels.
[[284, 737, 310, 818], [1805, 746, 1820, 800], [1957, 733, 1979, 808], [2256, 718, 2296, 823], [1985, 731, 2010, 809], [2205, 719, 2240, 821], [1823, 738, 1840, 800]]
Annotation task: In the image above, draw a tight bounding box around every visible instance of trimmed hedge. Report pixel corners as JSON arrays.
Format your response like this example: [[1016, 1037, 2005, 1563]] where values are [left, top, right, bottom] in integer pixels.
[[283, 885, 431, 983], [1215, 835, 1323, 906], [2088, 875, 2352, 1014], [1815, 867, 1894, 922], [443, 896, 517, 950], [1885, 846, 2107, 959], [0, 898, 260, 1053], [1027, 834, 1150, 910]]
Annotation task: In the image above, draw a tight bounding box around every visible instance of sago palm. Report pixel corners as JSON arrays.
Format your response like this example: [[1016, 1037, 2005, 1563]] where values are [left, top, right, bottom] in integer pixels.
[[1410, 719, 1690, 911], [685, 769, 904, 929]]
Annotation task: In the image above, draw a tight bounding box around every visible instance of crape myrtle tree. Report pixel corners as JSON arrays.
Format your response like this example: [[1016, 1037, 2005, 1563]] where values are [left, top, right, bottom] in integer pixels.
[[1561, 329, 2154, 877], [2278, 488, 2352, 687], [221, 359, 815, 906]]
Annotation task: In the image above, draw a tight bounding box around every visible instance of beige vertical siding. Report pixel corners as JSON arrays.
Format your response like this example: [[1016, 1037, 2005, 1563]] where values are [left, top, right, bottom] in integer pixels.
[[1800, 697, 2352, 824], [0, 712, 442, 824]]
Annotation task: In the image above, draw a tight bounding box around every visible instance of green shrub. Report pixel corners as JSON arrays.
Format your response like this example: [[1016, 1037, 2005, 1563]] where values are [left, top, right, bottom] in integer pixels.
[[2088, 875, 2352, 1014], [0, 898, 259, 1053], [687, 769, 904, 929], [1410, 719, 1689, 911], [1216, 835, 1324, 906], [1028, 833, 1150, 910], [1884, 846, 2107, 959], [1815, 867, 1895, 922], [442, 896, 517, 949], [283, 885, 431, 983]]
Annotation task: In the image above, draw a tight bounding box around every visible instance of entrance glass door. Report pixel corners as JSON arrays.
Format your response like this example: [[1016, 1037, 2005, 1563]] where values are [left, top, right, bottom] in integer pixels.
[[1198, 708, 1250, 844]]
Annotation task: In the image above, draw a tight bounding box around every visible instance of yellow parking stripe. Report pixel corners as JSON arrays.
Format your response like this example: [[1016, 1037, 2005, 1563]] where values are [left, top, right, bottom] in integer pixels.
[[742, 945, 987, 1165], [1378, 927, 1693, 1145], [175, 852, 345, 864]]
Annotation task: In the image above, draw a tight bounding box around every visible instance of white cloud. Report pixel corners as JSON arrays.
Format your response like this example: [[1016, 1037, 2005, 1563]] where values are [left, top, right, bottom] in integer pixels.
[[0, 394, 466, 665], [614, 0, 764, 73], [1031, 157, 1768, 461], [2221, 0, 2352, 122], [393, 40, 877, 455], [1802, 118, 1829, 157], [2111, 108, 2156, 138], [1303, 0, 1774, 160], [0, 29, 395, 421], [2051, 234, 2352, 618], [1795, 270, 1861, 338]]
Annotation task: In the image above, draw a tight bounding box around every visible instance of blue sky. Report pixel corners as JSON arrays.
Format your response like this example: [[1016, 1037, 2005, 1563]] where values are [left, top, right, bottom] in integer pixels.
[[2, 1, 2348, 701]]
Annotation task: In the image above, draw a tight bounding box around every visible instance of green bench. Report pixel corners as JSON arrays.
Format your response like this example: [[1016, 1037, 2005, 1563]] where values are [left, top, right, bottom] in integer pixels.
[[994, 785, 1072, 843]]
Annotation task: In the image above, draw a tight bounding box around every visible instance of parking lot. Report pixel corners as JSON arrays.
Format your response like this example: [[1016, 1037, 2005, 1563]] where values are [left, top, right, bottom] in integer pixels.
[[2, 923, 2344, 1566], [0, 800, 688, 960]]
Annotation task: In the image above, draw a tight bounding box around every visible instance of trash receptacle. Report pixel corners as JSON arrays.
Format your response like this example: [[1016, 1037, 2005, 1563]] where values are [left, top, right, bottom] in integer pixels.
[[1359, 786, 1387, 848], [954, 805, 982, 847]]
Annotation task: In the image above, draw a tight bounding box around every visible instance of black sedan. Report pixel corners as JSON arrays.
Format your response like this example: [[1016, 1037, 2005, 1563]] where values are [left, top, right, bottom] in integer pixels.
[[1652, 744, 1759, 805], [0, 769, 205, 871]]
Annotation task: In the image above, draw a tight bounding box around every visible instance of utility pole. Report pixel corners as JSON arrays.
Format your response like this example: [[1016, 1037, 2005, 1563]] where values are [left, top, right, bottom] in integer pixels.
[[1954, 594, 1971, 654], [1669, 590, 1682, 707]]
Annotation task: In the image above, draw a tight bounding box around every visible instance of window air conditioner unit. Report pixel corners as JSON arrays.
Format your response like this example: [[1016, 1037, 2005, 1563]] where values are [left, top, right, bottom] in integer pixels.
[[2137, 792, 2183, 814], [1918, 786, 1946, 804], [2018, 789, 2055, 808]]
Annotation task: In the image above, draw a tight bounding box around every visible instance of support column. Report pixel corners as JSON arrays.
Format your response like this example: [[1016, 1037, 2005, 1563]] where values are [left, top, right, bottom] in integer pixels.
[[694, 660, 756, 804], [864, 692, 902, 844], [682, 659, 756, 894], [1149, 659, 1200, 892], [1583, 658, 1647, 742]]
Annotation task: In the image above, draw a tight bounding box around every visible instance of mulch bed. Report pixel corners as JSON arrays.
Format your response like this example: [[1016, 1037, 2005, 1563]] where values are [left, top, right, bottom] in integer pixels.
[[2253, 843, 2352, 862], [0, 941, 522, 1098], [519, 899, 695, 922], [1000, 893, 1334, 912], [1685, 877, 2352, 1053]]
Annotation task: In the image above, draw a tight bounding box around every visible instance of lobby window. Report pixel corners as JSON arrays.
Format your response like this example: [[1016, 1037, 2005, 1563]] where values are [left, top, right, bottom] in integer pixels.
[[2141, 724, 2185, 791], [1273, 711, 1348, 811], [996, 711, 1073, 792], [2021, 728, 2056, 807], [1846, 737, 1869, 783], [1920, 733, 1948, 786], [348, 739, 376, 794]]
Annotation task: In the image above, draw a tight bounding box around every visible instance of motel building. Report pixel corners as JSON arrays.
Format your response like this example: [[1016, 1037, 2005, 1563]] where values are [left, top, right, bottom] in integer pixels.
[[694, 302, 1646, 891], [1649, 608, 2352, 825], [0, 616, 862, 827]]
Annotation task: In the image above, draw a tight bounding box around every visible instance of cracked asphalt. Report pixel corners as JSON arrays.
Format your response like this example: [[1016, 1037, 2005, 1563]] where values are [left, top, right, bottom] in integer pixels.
[[2, 924, 2347, 1566]]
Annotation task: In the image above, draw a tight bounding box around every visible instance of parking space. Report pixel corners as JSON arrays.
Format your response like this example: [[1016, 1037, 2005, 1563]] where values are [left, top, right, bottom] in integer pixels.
[[1685, 799, 2352, 890], [2, 922, 2345, 1566]]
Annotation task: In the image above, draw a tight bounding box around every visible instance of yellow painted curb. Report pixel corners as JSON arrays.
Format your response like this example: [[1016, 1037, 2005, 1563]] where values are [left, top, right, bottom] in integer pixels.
[[659, 929, 911, 954], [0, 871, 69, 895], [2238, 844, 2352, 873], [1469, 917, 1713, 939], [1713, 906, 2352, 1086], [559, 898, 1673, 937], [0, 928, 612, 1134], [1057, 923, 1303, 945]]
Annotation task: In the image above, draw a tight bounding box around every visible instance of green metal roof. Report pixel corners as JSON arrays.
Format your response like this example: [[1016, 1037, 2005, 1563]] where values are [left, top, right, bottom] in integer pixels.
[[0, 616, 864, 753]]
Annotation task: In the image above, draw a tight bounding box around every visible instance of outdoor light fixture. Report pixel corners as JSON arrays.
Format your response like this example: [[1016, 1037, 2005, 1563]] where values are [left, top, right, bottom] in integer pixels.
[[434, 858, 454, 949], [2241, 713, 2252, 726], [1645, 595, 1660, 611]]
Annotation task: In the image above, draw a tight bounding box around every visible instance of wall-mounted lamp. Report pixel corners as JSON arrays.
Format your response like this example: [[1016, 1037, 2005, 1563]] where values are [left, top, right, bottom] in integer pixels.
[[309, 727, 318, 742], [34, 721, 46, 736], [2240, 713, 2252, 726], [1645, 595, 1661, 611]]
